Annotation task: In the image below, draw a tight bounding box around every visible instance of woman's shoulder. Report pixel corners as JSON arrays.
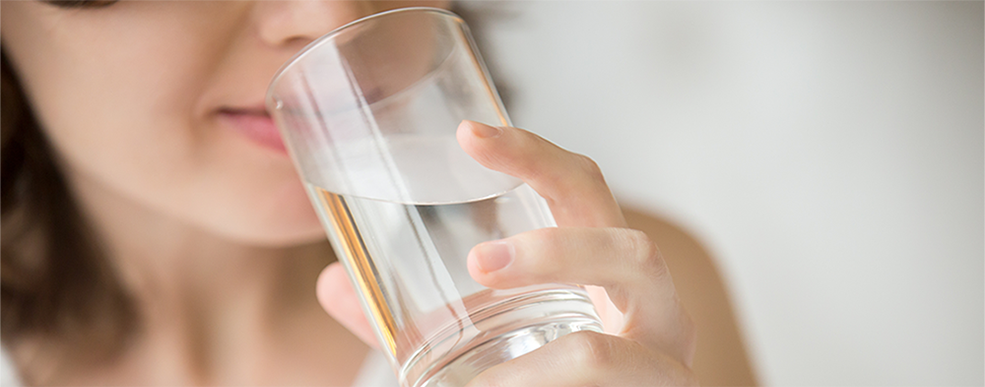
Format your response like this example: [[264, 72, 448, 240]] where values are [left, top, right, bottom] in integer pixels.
[[622, 207, 759, 386]]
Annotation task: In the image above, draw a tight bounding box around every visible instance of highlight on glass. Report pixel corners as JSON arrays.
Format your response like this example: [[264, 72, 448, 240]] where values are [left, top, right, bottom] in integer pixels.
[[266, 8, 602, 387]]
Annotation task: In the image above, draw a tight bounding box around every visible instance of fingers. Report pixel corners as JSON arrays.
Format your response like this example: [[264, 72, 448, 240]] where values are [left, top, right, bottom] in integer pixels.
[[467, 227, 697, 365], [456, 120, 625, 228], [468, 227, 669, 294], [456, 121, 696, 367], [457, 121, 628, 335], [464, 331, 697, 387], [315, 262, 380, 349]]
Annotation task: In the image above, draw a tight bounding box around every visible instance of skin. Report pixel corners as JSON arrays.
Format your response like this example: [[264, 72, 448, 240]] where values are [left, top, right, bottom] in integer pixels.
[[1, 1, 756, 385]]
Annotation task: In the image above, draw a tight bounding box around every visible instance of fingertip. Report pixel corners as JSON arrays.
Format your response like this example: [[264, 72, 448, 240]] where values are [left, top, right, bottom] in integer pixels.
[[460, 120, 503, 139], [468, 241, 520, 290], [467, 245, 501, 288], [316, 263, 382, 349], [458, 120, 506, 155], [475, 240, 515, 273], [456, 120, 472, 140], [315, 262, 349, 308], [456, 121, 471, 149], [466, 248, 487, 283]]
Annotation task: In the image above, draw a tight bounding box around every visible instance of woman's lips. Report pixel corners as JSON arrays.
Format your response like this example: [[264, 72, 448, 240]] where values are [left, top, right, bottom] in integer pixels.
[[217, 108, 287, 154]]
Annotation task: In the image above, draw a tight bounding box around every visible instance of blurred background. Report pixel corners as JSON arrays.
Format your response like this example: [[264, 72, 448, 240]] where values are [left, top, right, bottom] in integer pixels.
[[466, 1, 983, 385], [0, 1, 977, 385]]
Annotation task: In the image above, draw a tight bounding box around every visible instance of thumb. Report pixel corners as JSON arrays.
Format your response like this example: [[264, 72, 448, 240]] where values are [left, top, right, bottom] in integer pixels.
[[316, 262, 380, 349]]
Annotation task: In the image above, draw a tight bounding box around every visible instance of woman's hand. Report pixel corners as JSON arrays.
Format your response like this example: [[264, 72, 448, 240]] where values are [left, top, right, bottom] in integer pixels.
[[317, 121, 698, 386]]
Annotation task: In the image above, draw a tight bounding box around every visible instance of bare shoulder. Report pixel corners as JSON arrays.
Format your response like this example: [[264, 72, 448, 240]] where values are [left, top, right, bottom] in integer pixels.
[[622, 207, 758, 386]]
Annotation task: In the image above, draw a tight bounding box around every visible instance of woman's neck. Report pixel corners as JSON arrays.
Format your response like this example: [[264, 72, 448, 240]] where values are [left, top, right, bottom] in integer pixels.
[[68, 166, 332, 329], [51, 168, 366, 385]]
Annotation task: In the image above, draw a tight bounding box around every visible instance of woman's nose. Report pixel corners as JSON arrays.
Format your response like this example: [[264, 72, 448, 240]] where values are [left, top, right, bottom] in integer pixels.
[[253, 1, 373, 48]]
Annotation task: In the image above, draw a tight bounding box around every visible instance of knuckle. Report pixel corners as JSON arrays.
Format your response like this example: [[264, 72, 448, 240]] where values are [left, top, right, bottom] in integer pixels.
[[566, 330, 618, 370], [623, 229, 666, 278], [515, 128, 555, 164], [574, 154, 606, 184]]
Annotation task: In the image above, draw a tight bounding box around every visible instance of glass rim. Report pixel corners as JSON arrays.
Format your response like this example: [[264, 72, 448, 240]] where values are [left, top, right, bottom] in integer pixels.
[[264, 6, 464, 109]]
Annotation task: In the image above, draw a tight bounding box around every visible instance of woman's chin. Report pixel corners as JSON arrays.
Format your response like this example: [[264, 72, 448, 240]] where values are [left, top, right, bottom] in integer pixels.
[[197, 207, 328, 247], [221, 224, 328, 248], [210, 185, 329, 247]]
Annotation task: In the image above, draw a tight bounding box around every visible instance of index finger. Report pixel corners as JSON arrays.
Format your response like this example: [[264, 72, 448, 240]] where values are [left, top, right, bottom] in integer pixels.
[[456, 120, 625, 228]]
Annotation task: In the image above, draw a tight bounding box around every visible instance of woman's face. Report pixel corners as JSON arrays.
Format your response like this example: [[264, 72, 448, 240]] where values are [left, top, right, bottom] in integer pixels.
[[1, 1, 445, 246]]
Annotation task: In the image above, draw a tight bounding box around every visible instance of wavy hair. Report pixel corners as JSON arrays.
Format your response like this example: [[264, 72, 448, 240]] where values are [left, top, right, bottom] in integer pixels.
[[0, 48, 138, 365]]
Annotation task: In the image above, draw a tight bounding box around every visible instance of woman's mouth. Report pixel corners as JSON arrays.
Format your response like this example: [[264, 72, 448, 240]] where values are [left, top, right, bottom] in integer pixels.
[[217, 106, 287, 154]]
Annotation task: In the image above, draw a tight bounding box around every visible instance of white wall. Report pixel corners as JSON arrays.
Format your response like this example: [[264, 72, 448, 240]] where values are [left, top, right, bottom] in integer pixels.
[[473, 1, 984, 385]]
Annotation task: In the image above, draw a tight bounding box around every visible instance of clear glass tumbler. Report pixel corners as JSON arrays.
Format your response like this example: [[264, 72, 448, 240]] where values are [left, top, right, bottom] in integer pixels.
[[266, 8, 602, 387]]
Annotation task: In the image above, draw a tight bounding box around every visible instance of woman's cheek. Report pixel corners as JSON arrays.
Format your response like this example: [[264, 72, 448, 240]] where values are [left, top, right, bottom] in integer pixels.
[[167, 142, 326, 246]]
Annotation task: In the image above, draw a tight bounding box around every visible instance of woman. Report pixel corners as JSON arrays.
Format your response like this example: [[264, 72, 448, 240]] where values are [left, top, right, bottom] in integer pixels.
[[0, 1, 756, 385]]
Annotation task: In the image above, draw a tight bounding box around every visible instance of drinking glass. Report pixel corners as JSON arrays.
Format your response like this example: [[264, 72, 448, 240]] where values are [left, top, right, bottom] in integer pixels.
[[266, 8, 602, 387]]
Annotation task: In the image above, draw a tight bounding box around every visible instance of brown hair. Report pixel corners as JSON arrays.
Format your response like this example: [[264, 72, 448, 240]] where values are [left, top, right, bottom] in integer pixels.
[[0, 0, 508, 371], [0, 47, 138, 364]]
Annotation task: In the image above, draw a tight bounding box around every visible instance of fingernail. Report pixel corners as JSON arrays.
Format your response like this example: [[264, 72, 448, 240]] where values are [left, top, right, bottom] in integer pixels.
[[476, 240, 514, 273], [467, 120, 503, 139]]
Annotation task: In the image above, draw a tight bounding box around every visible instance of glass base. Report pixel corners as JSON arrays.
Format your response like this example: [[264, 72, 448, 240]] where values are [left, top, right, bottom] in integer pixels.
[[399, 289, 602, 387]]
